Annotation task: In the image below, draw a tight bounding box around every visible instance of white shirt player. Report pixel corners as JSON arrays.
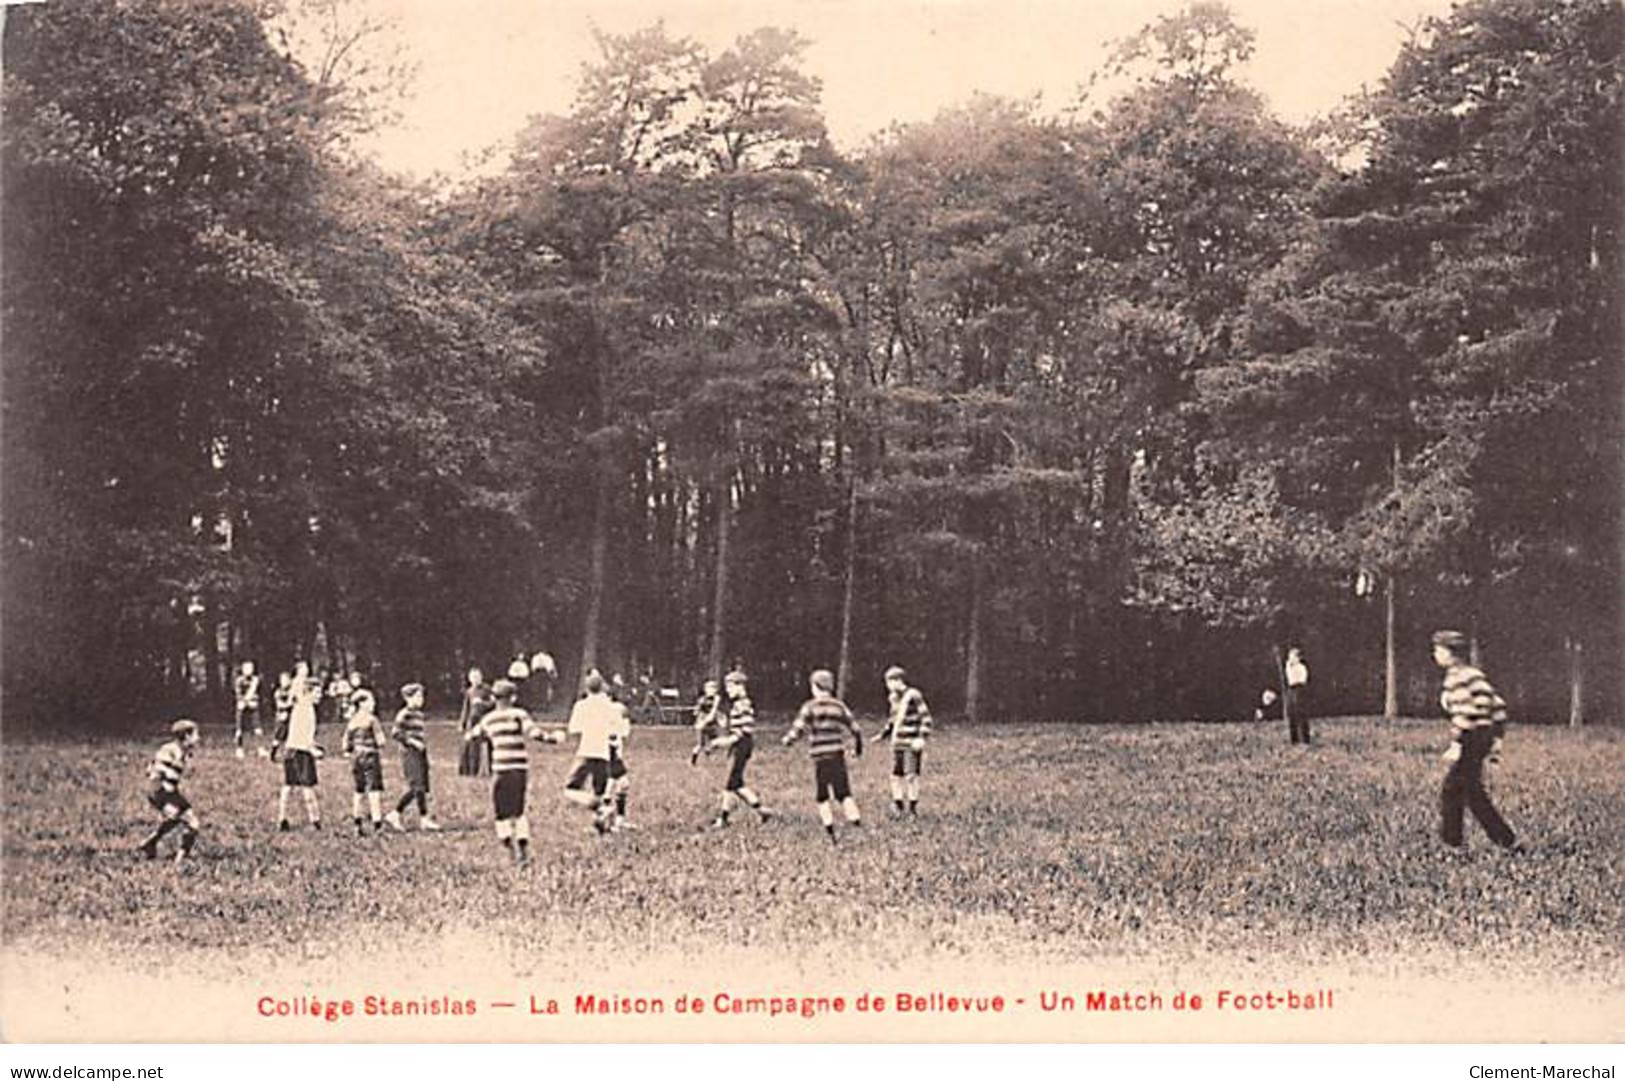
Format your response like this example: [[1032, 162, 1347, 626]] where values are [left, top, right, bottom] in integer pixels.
[[286, 679, 320, 751], [567, 692, 630, 762]]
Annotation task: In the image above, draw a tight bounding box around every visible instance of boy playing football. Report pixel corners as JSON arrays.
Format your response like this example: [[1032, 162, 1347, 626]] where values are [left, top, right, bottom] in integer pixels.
[[138, 719, 202, 863], [708, 670, 773, 829], [878, 666, 932, 815], [385, 682, 440, 831], [233, 660, 262, 759], [564, 671, 630, 834], [465, 679, 562, 866], [342, 689, 388, 835], [782, 669, 863, 844]]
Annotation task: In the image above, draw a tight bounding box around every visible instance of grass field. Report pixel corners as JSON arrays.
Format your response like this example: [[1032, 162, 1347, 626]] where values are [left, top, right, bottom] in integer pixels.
[[3, 716, 1622, 1041]]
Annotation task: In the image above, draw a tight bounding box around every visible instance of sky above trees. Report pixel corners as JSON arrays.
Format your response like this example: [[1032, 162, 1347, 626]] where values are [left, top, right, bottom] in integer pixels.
[[351, 0, 1456, 179]]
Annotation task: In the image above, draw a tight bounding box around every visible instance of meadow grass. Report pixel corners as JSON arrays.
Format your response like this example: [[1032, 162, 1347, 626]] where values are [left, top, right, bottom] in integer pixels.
[[4, 717, 1621, 986]]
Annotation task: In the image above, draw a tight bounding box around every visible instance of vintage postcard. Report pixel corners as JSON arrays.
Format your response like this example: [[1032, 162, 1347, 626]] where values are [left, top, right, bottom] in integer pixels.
[[2, 0, 1620, 1045]]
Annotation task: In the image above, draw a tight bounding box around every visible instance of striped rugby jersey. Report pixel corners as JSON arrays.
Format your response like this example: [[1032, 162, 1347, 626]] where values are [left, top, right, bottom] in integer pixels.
[[726, 694, 755, 737], [274, 685, 294, 718], [1441, 664, 1507, 737], [343, 712, 387, 759], [786, 695, 858, 759], [235, 673, 260, 708], [473, 707, 545, 773], [392, 706, 427, 752], [149, 740, 189, 790], [888, 687, 933, 745]]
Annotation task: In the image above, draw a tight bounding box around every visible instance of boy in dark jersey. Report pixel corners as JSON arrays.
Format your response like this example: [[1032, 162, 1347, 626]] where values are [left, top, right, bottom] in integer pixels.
[[386, 682, 440, 831], [233, 661, 262, 760], [690, 679, 724, 766], [458, 667, 495, 776], [272, 671, 294, 757], [708, 670, 773, 829], [465, 679, 563, 866], [782, 669, 864, 843], [342, 689, 388, 835], [138, 720, 202, 862], [878, 666, 932, 815]]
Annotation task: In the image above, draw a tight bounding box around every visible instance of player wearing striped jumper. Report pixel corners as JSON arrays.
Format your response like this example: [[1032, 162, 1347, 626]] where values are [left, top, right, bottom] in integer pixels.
[[782, 670, 864, 844], [138, 720, 202, 862], [878, 666, 932, 815], [385, 683, 440, 832], [1431, 630, 1518, 851], [465, 679, 563, 866], [707, 671, 773, 829], [342, 690, 388, 835]]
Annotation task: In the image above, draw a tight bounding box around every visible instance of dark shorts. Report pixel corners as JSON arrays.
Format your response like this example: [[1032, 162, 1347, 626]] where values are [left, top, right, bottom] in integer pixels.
[[565, 758, 610, 797], [235, 703, 260, 732], [493, 770, 528, 819], [283, 749, 318, 788], [401, 747, 430, 793], [148, 786, 190, 815], [351, 754, 383, 794], [813, 755, 852, 802], [725, 733, 754, 791], [892, 746, 925, 777], [608, 747, 628, 781]]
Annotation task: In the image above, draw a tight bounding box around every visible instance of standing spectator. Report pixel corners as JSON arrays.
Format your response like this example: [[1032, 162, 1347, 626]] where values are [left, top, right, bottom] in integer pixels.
[[1431, 630, 1518, 852], [1285, 647, 1311, 745], [530, 651, 557, 710], [458, 667, 495, 776], [507, 652, 531, 707]]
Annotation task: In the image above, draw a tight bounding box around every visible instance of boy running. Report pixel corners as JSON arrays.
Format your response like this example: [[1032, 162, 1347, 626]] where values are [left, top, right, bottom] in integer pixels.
[[708, 670, 772, 829], [464, 679, 561, 866], [564, 672, 630, 834], [342, 689, 388, 835], [782, 669, 863, 844], [385, 682, 440, 831], [878, 666, 932, 816], [1432, 630, 1519, 851], [138, 720, 202, 862]]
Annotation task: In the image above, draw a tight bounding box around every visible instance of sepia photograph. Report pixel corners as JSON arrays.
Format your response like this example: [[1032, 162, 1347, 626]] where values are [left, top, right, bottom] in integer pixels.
[[1, 0, 1620, 1048]]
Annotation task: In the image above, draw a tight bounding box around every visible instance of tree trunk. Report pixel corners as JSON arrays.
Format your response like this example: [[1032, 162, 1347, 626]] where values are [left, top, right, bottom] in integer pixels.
[[579, 471, 610, 680], [1383, 572, 1398, 722], [964, 556, 985, 724], [707, 469, 732, 681], [1567, 635, 1584, 728], [835, 478, 859, 699]]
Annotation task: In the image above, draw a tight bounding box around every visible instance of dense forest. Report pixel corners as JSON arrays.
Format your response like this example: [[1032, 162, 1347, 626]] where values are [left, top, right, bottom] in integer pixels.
[[3, 0, 1619, 725]]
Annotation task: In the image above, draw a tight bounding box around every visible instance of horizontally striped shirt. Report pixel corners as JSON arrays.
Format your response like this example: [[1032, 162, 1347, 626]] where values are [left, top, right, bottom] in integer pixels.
[[888, 687, 933, 745], [149, 740, 189, 789], [392, 706, 427, 752], [235, 673, 260, 708], [1442, 664, 1507, 736], [786, 695, 858, 759], [343, 712, 387, 759], [473, 707, 544, 773], [726, 694, 756, 737], [274, 685, 294, 719]]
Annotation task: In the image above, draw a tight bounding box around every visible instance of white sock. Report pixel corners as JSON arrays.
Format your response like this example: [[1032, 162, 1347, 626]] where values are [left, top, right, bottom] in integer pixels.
[[302, 789, 320, 823], [495, 819, 513, 841], [841, 796, 861, 823], [278, 787, 291, 822], [890, 775, 904, 802], [514, 816, 531, 843], [817, 801, 834, 828], [367, 792, 381, 822]]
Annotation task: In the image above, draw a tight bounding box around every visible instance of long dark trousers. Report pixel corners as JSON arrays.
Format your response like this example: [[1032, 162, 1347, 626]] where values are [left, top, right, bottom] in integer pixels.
[[1441, 728, 1516, 848]]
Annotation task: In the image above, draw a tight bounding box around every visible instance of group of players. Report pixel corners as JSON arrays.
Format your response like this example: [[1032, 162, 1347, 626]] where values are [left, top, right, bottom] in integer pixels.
[[137, 659, 936, 867], [139, 627, 1521, 865]]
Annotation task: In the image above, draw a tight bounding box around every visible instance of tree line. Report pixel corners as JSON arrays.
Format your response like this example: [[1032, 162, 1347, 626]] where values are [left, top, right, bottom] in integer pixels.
[[2, 0, 1618, 726]]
